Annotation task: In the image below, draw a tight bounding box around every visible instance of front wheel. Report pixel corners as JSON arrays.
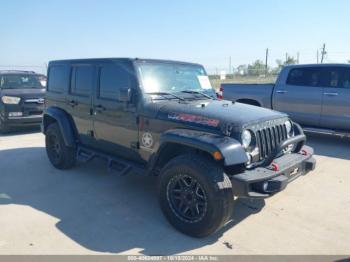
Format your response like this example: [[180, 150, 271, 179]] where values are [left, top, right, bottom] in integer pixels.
[[0, 118, 9, 133], [158, 154, 234, 237]]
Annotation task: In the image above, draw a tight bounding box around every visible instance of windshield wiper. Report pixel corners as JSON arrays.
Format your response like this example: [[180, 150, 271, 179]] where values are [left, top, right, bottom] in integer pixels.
[[180, 90, 214, 99], [146, 92, 186, 101]]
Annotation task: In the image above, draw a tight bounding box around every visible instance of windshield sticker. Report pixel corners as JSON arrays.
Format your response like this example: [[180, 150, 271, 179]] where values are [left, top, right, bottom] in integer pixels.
[[168, 113, 219, 127], [197, 75, 212, 90]]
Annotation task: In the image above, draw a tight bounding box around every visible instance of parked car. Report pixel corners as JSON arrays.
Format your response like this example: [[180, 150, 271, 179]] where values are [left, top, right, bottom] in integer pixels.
[[0, 70, 46, 132], [42, 58, 315, 237], [221, 64, 350, 137]]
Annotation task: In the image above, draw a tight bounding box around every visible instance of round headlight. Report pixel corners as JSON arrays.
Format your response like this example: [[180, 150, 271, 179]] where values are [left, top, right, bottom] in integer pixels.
[[285, 120, 293, 137], [241, 130, 252, 149]]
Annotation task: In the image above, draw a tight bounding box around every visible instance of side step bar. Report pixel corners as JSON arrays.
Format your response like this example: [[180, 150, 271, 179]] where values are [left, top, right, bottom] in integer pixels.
[[76, 146, 146, 176], [303, 127, 350, 138]]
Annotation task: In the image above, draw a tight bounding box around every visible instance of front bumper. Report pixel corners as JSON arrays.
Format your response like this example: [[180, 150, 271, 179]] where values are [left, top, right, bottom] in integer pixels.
[[1, 114, 43, 127], [231, 145, 316, 198], [1, 103, 43, 127]]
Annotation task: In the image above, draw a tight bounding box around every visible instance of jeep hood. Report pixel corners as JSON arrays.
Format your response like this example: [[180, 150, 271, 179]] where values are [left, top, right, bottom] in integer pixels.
[[156, 99, 288, 131]]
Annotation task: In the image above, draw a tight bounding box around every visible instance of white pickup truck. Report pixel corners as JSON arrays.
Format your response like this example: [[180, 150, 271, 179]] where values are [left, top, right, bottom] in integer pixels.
[[221, 64, 350, 136]]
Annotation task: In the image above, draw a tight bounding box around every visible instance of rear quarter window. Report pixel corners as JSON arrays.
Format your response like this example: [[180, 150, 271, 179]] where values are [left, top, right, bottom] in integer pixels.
[[48, 65, 70, 93], [287, 68, 323, 87], [70, 66, 94, 97]]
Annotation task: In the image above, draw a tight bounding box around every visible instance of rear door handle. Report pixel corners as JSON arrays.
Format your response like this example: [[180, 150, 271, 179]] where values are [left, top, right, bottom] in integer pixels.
[[95, 105, 106, 112], [324, 92, 339, 96], [276, 90, 288, 94], [68, 100, 78, 107]]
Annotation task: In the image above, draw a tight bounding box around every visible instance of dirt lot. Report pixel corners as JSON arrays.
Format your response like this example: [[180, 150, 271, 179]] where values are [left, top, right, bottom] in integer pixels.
[[0, 129, 349, 255]]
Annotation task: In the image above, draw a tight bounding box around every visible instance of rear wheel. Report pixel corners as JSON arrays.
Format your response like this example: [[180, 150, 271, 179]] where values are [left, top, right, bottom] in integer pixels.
[[158, 154, 234, 237], [45, 123, 76, 169]]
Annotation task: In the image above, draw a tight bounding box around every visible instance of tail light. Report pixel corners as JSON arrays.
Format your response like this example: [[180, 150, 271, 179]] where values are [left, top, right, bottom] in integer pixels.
[[217, 85, 224, 100]]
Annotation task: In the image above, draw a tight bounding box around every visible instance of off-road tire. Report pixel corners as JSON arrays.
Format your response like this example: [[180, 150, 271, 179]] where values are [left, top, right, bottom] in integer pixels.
[[0, 118, 9, 133], [158, 154, 234, 238], [45, 123, 76, 169]]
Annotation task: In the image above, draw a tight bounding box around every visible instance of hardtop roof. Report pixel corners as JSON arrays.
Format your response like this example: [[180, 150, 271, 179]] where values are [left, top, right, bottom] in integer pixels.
[[48, 58, 203, 67]]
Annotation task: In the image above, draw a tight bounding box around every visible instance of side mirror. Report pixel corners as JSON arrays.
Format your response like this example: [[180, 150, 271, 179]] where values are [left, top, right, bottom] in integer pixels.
[[118, 87, 132, 102]]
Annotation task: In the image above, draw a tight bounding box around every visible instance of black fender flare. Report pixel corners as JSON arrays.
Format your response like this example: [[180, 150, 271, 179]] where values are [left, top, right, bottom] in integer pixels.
[[155, 129, 249, 167], [42, 107, 76, 147]]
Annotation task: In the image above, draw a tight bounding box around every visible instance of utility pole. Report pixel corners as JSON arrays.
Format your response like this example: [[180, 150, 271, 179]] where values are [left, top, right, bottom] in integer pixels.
[[265, 48, 269, 75], [228, 56, 232, 75], [317, 50, 319, 64], [285, 53, 288, 64], [297, 52, 300, 64], [321, 43, 327, 64]]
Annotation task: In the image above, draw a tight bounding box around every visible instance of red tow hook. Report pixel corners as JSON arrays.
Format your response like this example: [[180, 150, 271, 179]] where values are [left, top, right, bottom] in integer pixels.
[[301, 149, 308, 156], [270, 162, 280, 172]]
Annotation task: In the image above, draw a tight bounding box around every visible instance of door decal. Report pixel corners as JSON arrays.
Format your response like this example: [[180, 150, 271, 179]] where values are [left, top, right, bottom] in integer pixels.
[[142, 132, 154, 148]]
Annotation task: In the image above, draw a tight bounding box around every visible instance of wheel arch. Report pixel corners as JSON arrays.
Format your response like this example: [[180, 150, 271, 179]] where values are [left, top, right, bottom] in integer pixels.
[[150, 129, 249, 173], [43, 107, 77, 147]]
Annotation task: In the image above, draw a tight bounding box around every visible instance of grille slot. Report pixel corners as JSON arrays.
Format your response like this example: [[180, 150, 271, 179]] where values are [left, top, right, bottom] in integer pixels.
[[256, 124, 288, 161]]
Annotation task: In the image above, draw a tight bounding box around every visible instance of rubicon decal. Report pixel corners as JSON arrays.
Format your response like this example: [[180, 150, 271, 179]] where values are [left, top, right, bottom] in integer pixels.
[[168, 113, 220, 127]]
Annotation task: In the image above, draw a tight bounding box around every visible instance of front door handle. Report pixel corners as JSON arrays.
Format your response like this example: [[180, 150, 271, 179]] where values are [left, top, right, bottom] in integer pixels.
[[276, 90, 288, 94], [68, 100, 78, 107], [324, 92, 339, 96]]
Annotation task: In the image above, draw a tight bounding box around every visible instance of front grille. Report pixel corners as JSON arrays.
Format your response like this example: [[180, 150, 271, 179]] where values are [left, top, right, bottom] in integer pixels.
[[24, 98, 45, 104], [256, 124, 288, 161]]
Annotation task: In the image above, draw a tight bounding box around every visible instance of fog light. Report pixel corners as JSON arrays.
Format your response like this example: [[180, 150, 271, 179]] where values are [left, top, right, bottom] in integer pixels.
[[252, 181, 269, 193], [8, 112, 23, 117]]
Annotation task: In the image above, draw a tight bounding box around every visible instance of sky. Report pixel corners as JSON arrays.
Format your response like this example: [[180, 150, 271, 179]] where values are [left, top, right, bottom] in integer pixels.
[[1, 0, 350, 74]]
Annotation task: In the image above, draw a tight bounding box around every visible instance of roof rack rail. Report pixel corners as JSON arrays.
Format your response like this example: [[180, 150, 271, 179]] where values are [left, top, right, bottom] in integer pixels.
[[0, 70, 37, 74]]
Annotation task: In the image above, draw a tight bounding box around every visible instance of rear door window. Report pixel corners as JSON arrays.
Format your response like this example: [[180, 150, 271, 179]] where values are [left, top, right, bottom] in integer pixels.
[[287, 67, 323, 87], [70, 66, 94, 96]]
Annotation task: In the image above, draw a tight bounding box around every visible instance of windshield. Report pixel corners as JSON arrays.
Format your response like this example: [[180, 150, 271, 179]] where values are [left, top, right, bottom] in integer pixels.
[[137, 62, 216, 98], [0, 74, 45, 89]]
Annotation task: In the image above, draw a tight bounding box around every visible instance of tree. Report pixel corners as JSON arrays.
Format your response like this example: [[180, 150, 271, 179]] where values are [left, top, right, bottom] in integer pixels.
[[247, 60, 267, 76], [272, 56, 298, 74], [285, 56, 298, 65]]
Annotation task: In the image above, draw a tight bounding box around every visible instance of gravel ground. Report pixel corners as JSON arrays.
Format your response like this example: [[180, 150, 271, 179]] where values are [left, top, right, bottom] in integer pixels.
[[0, 129, 349, 255]]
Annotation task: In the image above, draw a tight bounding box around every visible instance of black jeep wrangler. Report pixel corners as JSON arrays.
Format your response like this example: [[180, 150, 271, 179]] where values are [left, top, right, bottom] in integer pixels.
[[0, 70, 46, 132], [42, 58, 316, 237]]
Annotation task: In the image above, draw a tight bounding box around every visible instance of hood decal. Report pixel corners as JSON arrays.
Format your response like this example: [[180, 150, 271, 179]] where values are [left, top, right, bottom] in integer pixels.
[[168, 112, 220, 127]]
